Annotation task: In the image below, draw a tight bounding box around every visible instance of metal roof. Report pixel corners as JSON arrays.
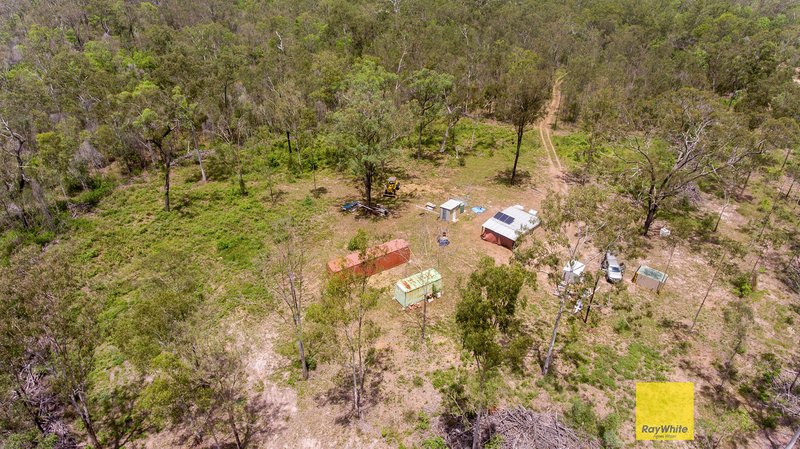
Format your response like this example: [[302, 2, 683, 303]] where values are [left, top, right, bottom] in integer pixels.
[[328, 239, 409, 271], [481, 206, 540, 241], [396, 268, 442, 293], [563, 260, 586, 275], [637, 265, 667, 282], [440, 199, 463, 210]]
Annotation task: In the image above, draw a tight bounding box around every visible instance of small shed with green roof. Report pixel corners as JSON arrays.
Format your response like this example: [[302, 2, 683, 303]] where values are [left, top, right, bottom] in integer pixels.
[[394, 269, 443, 308], [632, 265, 668, 293]]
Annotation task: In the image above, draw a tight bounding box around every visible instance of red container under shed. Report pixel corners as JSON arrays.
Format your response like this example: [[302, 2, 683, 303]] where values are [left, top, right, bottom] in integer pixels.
[[327, 239, 411, 277]]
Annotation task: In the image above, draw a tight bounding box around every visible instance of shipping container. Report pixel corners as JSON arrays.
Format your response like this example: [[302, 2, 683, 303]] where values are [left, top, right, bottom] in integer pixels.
[[327, 239, 411, 277]]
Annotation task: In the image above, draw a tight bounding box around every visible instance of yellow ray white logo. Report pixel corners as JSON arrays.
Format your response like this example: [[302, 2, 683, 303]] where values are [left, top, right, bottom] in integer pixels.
[[636, 382, 694, 441]]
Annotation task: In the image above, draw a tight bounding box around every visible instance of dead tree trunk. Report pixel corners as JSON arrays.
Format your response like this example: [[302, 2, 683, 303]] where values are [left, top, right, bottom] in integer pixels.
[[421, 293, 428, 341], [542, 295, 565, 376], [740, 169, 753, 196], [785, 426, 800, 449], [718, 337, 743, 390], [71, 391, 101, 449], [472, 408, 482, 449], [288, 271, 309, 380], [690, 254, 724, 332], [714, 192, 730, 232], [191, 125, 206, 182], [583, 274, 601, 323], [782, 147, 793, 170], [790, 365, 799, 393]]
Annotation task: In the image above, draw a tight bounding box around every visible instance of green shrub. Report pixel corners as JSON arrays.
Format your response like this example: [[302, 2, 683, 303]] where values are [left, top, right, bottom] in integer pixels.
[[612, 318, 631, 334], [599, 413, 622, 448], [731, 273, 753, 298], [566, 398, 597, 434], [348, 229, 369, 251], [420, 436, 447, 449], [380, 427, 400, 444], [430, 368, 470, 418], [72, 179, 115, 208], [206, 146, 231, 180], [415, 411, 430, 431], [33, 231, 55, 246], [484, 434, 505, 449]]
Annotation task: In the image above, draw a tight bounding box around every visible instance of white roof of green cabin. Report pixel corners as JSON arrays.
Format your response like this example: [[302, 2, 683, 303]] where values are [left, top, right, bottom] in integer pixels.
[[396, 269, 442, 293], [637, 265, 667, 282]]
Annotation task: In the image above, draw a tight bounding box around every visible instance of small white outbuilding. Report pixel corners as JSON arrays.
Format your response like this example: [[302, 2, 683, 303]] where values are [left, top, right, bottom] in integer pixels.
[[440, 199, 464, 222], [563, 260, 586, 284]]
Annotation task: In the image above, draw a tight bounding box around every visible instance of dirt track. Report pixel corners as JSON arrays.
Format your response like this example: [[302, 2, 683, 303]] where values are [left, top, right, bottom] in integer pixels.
[[538, 77, 568, 193]]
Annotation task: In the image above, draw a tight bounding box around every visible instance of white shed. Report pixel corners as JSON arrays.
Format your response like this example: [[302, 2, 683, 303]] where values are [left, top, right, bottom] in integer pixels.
[[563, 260, 586, 284], [440, 199, 464, 222]]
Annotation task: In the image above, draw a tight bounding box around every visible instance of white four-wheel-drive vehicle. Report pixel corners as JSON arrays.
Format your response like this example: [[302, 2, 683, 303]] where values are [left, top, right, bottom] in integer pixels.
[[602, 252, 624, 283]]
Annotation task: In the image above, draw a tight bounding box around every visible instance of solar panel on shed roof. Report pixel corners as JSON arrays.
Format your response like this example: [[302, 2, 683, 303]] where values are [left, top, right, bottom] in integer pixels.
[[494, 212, 515, 224]]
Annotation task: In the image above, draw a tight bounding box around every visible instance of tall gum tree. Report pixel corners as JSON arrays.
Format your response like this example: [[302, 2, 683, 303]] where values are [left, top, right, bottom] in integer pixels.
[[456, 257, 531, 449], [497, 48, 552, 185], [333, 58, 408, 208], [408, 68, 453, 159], [126, 82, 180, 212], [617, 88, 761, 235]]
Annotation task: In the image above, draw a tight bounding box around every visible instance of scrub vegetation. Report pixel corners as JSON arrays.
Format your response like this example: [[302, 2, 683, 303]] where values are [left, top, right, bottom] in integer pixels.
[[1, 1, 800, 448]]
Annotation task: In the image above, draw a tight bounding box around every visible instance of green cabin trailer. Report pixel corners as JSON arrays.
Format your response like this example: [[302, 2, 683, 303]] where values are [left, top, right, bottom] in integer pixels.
[[394, 269, 443, 308]]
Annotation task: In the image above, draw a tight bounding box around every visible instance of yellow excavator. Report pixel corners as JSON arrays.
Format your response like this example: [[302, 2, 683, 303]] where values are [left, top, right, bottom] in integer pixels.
[[383, 177, 400, 198]]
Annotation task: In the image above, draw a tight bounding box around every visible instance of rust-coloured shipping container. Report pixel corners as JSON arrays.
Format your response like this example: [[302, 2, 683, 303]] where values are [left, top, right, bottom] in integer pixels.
[[327, 239, 411, 277]]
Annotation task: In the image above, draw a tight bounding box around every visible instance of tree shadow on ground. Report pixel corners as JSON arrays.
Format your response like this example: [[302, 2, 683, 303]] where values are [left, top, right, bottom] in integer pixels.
[[261, 189, 287, 205], [678, 358, 715, 385], [171, 392, 291, 449], [313, 348, 393, 426], [311, 186, 328, 197], [440, 413, 474, 449], [698, 382, 742, 410], [414, 148, 447, 165], [490, 169, 532, 187]]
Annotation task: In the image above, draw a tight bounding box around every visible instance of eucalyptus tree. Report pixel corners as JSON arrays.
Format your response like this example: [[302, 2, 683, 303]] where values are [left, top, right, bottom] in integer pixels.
[[265, 225, 313, 380], [150, 324, 260, 449], [332, 58, 408, 207], [312, 271, 381, 418], [456, 257, 531, 449], [173, 89, 207, 182], [123, 81, 181, 212], [408, 68, 453, 159], [618, 88, 760, 235], [718, 299, 753, 390], [496, 48, 551, 185], [0, 65, 55, 229], [578, 83, 619, 180], [513, 185, 638, 375], [760, 117, 800, 171], [690, 240, 745, 332], [267, 80, 306, 165]]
